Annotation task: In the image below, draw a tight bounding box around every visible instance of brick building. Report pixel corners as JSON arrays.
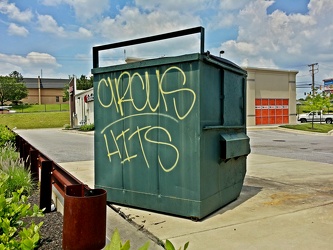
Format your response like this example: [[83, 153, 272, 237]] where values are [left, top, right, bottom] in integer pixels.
[[21, 77, 69, 104]]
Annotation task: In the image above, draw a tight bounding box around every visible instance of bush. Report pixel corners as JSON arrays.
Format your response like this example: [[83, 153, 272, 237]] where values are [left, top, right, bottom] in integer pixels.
[[0, 141, 19, 162], [0, 139, 43, 249], [0, 187, 44, 249], [0, 125, 16, 147], [0, 142, 34, 198], [2, 164, 34, 198], [79, 123, 94, 131], [63, 124, 71, 129]]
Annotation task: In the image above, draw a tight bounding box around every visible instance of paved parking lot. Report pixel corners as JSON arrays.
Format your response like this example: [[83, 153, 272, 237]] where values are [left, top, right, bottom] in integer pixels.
[[15, 128, 333, 249]]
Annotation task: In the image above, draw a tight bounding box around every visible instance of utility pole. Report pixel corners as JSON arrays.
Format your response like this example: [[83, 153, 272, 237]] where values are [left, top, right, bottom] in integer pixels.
[[308, 63, 318, 97]]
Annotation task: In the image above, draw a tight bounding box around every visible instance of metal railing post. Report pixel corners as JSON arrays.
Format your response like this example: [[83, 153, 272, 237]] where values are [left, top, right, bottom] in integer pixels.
[[40, 160, 53, 213], [29, 149, 39, 182]]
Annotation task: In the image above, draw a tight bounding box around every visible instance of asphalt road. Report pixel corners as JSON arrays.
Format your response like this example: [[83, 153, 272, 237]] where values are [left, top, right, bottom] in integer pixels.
[[248, 129, 333, 164], [14, 128, 333, 164], [15, 129, 94, 163]]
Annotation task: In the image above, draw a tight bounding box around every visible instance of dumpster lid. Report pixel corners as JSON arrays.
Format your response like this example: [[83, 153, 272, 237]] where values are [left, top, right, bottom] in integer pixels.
[[203, 52, 247, 75]]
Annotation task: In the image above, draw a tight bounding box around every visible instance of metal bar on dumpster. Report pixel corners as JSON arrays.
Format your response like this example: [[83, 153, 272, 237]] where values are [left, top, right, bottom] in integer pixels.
[[92, 26, 205, 68]]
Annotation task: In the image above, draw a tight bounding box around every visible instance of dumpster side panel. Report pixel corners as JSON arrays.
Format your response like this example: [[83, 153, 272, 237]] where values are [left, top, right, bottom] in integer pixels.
[[223, 70, 245, 126], [199, 62, 223, 126], [199, 61, 248, 217]]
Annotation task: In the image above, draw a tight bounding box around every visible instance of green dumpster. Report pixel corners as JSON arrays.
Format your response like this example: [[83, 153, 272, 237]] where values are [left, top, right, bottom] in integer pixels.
[[92, 27, 250, 219]]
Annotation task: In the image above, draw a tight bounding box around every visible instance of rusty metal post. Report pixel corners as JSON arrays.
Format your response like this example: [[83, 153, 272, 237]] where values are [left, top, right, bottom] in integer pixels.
[[63, 185, 107, 250], [40, 160, 52, 213], [29, 149, 39, 182]]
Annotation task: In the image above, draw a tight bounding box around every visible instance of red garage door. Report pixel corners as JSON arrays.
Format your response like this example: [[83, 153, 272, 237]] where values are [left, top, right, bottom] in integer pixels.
[[255, 99, 289, 125]]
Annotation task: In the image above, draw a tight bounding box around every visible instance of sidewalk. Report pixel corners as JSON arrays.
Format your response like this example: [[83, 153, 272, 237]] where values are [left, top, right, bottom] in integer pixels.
[[59, 152, 333, 249]]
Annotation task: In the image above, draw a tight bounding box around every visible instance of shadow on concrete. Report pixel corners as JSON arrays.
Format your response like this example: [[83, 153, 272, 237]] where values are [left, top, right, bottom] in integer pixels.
[[204, 184, 262, 221]]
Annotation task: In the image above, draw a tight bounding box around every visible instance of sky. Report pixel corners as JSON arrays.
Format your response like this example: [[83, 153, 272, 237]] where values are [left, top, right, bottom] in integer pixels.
[[1, 0, 333, 99]]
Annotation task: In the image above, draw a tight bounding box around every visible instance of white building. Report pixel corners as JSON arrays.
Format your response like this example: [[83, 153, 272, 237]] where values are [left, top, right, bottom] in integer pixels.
[[245, 67, 298, 126], [68, 77, 94, 128]]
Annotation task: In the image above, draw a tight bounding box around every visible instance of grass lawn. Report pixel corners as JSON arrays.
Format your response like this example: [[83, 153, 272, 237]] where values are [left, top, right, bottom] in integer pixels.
[[280, 123, 333, 133], [0, 112, 70, 129]]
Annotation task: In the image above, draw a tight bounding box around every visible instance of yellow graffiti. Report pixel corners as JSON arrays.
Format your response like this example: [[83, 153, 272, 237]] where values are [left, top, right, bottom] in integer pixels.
[[101, 113, 178, 134], [102, 125, 179, 172], [128, 126, 151, 168], [104, 131, 121, 162], [159, 66, 196, 120], [144, 126, 179, 173], [97, 66, 196, 119], [98, 65, 195, 173]]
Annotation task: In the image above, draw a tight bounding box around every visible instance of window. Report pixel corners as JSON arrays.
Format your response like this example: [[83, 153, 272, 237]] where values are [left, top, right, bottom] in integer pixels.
[[56, 96, 59, 102]]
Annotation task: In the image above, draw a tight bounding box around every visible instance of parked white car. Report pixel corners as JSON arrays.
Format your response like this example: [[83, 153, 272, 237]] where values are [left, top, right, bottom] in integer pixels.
[[298, 110, 333, 124]]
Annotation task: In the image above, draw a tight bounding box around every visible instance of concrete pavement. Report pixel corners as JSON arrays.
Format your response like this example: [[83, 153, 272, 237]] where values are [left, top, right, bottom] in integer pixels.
[[57, 137, 333, 249]]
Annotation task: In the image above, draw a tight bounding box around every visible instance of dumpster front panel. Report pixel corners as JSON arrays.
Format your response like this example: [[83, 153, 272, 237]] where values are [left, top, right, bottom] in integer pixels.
[[93, 53, 249, 219], [94, 55, 203, 216]]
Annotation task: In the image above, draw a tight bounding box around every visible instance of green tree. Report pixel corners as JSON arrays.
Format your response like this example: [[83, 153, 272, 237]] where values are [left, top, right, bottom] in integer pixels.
[[77, 75, 93, 90], [63, 83, 70, 102], [9, 70, 24, 82], [63, 75, 93, 101], [321, 92, 331, 113], [304, 92, 330, 127], [0, 73, 28, 106], [0, 71, 28, 106]]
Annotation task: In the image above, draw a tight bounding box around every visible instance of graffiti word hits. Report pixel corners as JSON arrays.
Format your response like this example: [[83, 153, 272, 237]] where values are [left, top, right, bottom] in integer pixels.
[[102, 125, 179, 173]]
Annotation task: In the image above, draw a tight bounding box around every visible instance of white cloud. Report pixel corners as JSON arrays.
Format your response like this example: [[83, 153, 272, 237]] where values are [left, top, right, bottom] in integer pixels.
[[35, 14, 95, 39], [93, 5, 204, 60], [0, 0, 33, 22], [216, 0, 333, 71], [77, 27, 92, 38], [96, 6, 201, 41], [37, 14, 66, 37], [0, 52, 61, 77], [41, 0, 109, 22], [135, 0, 215, 12], [219, 0, 254, 11], [8, 23, 29, 37], [206, 0, 333, 98], [26, 52, 60, 66]]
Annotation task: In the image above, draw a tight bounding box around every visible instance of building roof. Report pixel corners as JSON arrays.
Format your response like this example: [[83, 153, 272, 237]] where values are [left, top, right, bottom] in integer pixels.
[[24, 78, 69, 89], [243, 66, 298, 74]]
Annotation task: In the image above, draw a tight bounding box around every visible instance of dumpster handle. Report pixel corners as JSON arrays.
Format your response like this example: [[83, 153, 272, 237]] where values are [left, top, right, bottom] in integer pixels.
[[92, 26, 205, 68]]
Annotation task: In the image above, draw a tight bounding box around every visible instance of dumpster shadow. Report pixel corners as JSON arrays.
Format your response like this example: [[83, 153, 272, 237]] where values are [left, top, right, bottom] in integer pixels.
[[204, 184, 262, 221]]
